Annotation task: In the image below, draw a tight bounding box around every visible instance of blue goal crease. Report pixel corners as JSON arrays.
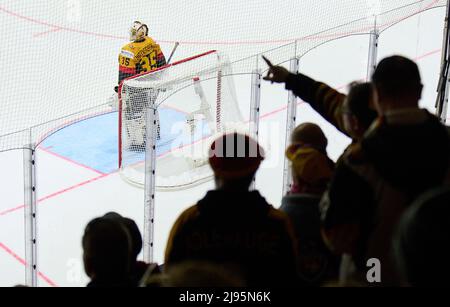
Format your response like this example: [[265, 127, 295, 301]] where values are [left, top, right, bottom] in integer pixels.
[[40, 109, 210, 174]]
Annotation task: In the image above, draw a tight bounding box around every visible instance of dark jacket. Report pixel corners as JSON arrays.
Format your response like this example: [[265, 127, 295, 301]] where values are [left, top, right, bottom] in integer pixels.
[[87, 277, 135, 288], [165, 190, 299, 287], [281, 194, 340, 286]]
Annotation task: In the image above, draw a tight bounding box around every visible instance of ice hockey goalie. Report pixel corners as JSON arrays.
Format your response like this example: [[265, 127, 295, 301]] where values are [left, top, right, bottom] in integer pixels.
[[115, 21, 167, 150]]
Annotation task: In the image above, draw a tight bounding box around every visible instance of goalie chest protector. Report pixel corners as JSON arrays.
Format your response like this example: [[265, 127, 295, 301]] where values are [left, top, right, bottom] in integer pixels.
[[118, 37, 165, 83]]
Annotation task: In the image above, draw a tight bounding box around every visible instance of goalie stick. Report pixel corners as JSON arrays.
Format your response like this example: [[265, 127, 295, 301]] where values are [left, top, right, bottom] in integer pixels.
[[150, 42, 179, 139], [166, 42, 180, 64]]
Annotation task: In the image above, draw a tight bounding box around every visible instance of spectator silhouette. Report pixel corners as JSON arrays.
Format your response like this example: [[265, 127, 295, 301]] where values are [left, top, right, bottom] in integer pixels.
[[82, 217, 134, 287], [103, 212, 161, 285], [164, 133, 299, 287], [393, 188, 450, 287], [281, 123, 339, 286]]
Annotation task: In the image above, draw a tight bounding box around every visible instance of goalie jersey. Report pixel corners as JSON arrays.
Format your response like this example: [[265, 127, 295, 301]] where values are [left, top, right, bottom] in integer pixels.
[[118, 37, 166, 85]]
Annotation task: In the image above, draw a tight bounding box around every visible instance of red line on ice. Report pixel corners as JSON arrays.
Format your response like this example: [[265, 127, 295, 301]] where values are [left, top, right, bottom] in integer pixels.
[[37, 173, 112, 203], [0, 173, 110, 217], [33, 27, 63, 38], [0, 242, 58, 287], [0, 1, 443, 44], [0, 205, 26, 217], [414, 49, 442, 61], [38, 146, 106, 176], [0, 6, 125, 41]]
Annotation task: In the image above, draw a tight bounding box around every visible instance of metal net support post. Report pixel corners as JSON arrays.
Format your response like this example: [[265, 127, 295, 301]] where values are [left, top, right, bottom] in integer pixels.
[[367, 28, 380, 81], [249, 67, 262, 191], [23, 141, 38, 287], [143, 102, 157, 263], [282, 57, 300, 197], [436, 0, 450, 123]]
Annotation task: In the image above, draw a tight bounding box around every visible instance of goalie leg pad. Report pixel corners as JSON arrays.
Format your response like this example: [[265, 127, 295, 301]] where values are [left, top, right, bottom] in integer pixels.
[[126, 117, 146, 150]]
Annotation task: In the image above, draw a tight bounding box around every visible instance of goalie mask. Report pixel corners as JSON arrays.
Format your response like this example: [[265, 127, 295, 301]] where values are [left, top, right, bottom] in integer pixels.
[[130, 21, 148, 42]]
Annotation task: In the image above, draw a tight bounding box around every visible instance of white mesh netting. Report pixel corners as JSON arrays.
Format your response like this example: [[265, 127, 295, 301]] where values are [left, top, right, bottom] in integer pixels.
[[0, 0, 447, 288], [119, 50, 247, 189], [0, 0, 446, 153]]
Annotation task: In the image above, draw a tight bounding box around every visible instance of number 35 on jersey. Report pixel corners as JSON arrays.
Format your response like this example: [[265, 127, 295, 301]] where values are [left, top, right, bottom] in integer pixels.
[[118, 36, 166, 84]]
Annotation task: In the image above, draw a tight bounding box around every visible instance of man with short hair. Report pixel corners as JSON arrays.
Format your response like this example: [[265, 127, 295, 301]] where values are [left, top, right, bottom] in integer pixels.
[[342, 82, 376, 141], [164, 133, 299, 287]]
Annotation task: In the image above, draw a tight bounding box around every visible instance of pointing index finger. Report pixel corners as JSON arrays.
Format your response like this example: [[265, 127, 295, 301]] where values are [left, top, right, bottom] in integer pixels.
[[262, 56, 273, 67]]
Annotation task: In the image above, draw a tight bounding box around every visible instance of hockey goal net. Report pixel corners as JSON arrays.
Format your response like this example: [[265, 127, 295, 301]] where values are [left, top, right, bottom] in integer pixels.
[[119, 50, 246, 190]]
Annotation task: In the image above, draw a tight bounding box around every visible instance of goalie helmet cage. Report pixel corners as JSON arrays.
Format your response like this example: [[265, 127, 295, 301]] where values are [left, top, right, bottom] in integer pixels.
[[118, 50, 248, 190]]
